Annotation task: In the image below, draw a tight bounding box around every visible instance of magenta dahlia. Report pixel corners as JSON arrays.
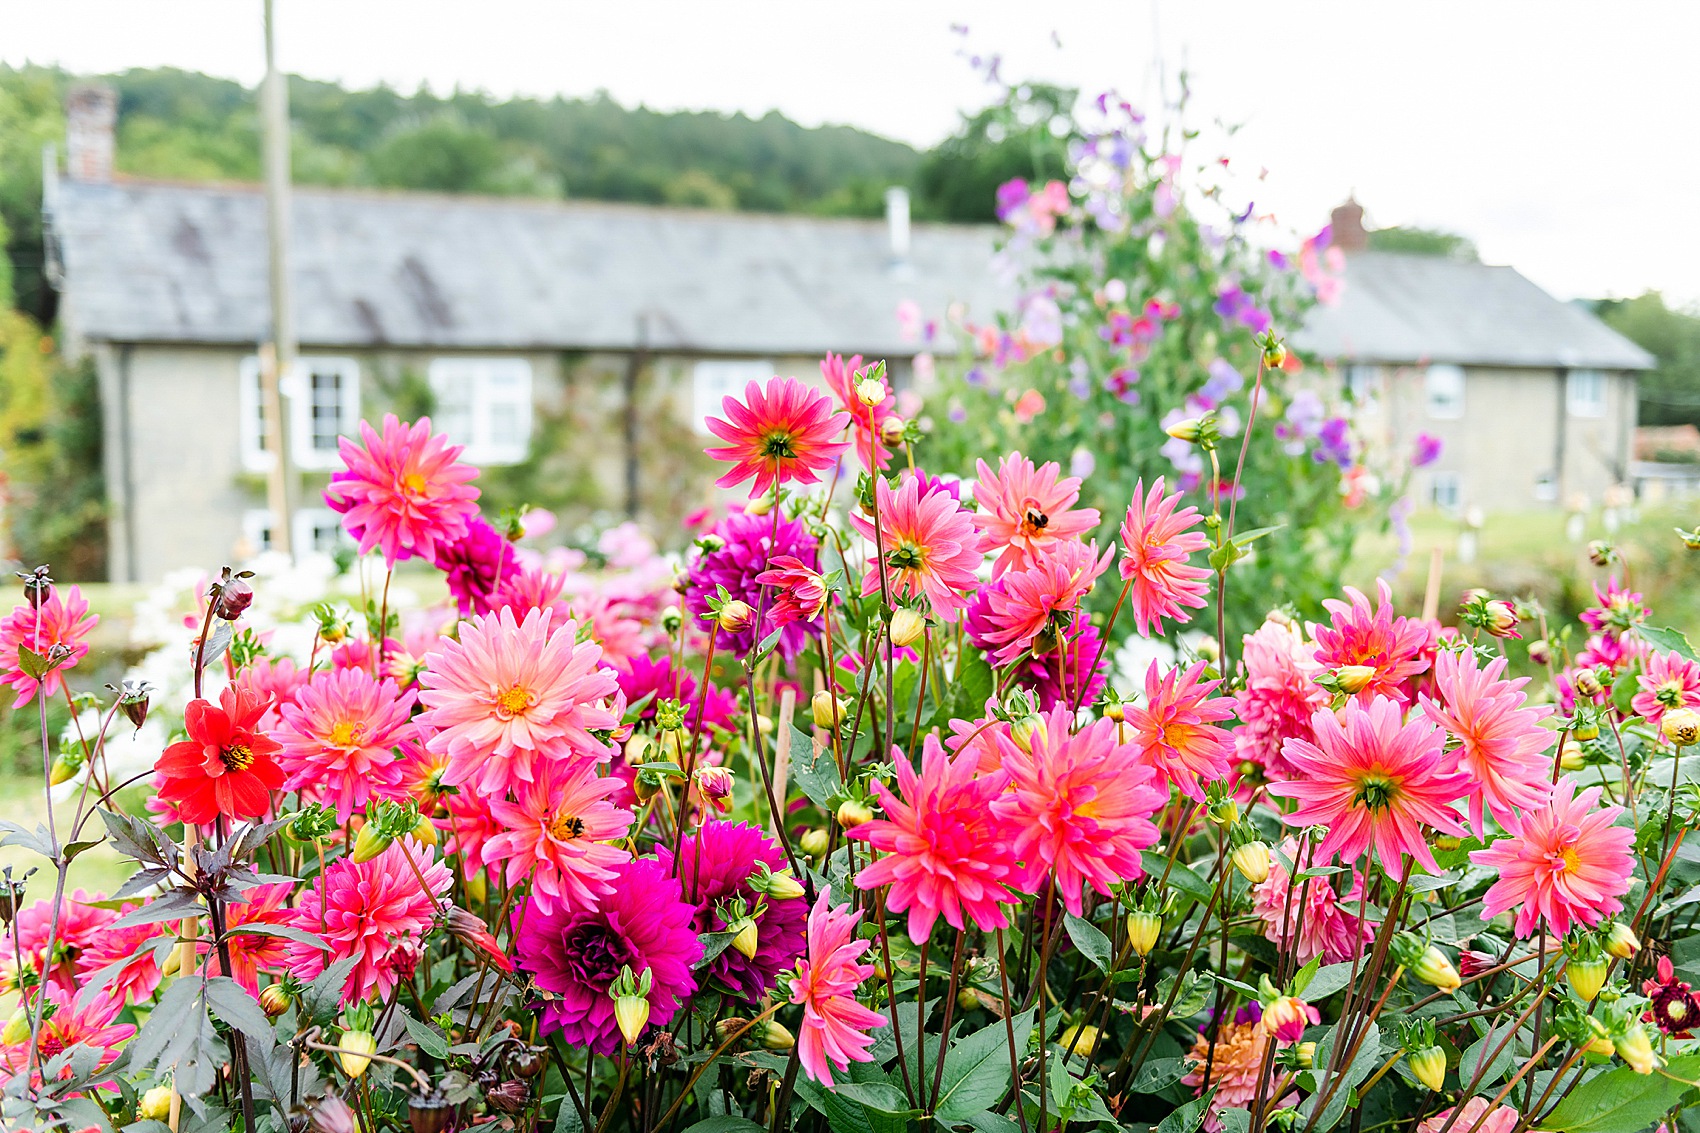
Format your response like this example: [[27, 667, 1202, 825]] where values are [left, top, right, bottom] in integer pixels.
[[685, 510, 823, 660]]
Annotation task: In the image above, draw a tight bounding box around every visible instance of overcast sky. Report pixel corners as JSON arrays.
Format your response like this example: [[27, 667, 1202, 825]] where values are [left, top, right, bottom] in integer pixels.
[[3, 0, 1695, 303]]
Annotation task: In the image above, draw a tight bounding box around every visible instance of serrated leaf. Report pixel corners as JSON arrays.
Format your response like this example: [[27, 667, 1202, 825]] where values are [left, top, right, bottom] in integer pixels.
[[1062, 913, 1112, 974], [1541, 1053, 1700, 1132], [932, 1007, 1035, 1120], [204, 975, 276, 1048], [1142, 849, 1213, 903], [300, 955, 359, 1023], [1639, 625, 1698, 662], [404, 1014, 450, 1061]]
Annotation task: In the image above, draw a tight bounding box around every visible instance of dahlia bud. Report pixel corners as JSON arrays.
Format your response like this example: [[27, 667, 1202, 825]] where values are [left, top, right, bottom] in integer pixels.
[[1407, 1045, 1446, 1092], [214, 573, 255, 621], [1125, 911, 1162, 957], [1058, 1022, 1101, 1057], [1103, 701, 1125, 723], [1604, 922, 1641, 961], [337, 1029, 377, 1078], [661, 606, 683, 634], [507, 1046, 546, 1079], [350, 823, 393, 865], [812, 691, 846, 729], [759, 1020, 796, 1051], [744, 490, 776, 518], [1574, 670, 1605, 699], [49, 751, 82, 786], [259, 983, 292, 1018], [114, 679, 152, 729], [1457, 949, 1499, 981], [1527, 638, 1552, 666], [16, 566, 51, 609], [880, 416, 908, 446], [1566, 955, 1610, 1003], [1393, 935, 1461, 992], [836, 799, 873, 828], [1260, 996, 1314, 1044], [1, 1008, 29, 1045], [1010, 713, 1047, 754], [411, 814, 439, 847], [1587, 540, 1616, 567], [717, 600, 755, 633], [613, 995, 650, 1047], [856, 377, 887, 407], [1321, 664, 1377, 696], [1293, 1042, 1316, 1070], [1165, 415, 1219, 448], [1571, 717, 1601, 743], [387, 937, 424, 982], [729, 917, 760, 959], [487, 1080, 531, 1114], [1231, 842, 1271, 885], [140, 1085, 175, 1121], [1262, 341, 1288, 370], [1482, 600, 1521, 639], [749, 863, 805, 901], [1663, 707, 1700, 748], [889, 608, 926, 649], [799, 828, 830, 858], [464, 870, 488, 904], [1616, 1023, 1659, 1074], [694, 765, 735, 812]]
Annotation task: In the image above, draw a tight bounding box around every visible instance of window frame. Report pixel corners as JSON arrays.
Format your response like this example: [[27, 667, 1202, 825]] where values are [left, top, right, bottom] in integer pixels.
[[1430, 471, 1463, 512], [1424, 364, 1466, 420], [1567, 369, 1607, 418], [426, 357, 535, 466], [239, 355, 361, 472], [1344, 363, 1379, 405], [692, 359, 774, 436], [242, 507, 346, 556]]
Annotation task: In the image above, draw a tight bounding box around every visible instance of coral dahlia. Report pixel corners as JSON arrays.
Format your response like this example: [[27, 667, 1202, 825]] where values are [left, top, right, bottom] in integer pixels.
[[704, 376, 848, 497], [1124, 659, 1236, 801], [1117, 477, 1211, 638], [972, 452, 1101, 577], [277, 667, 417, 821], [1420, 648, 1553, 835], [852, 475, 982, 622], [1471, 777, 1634, 938], [791, 889, 887, 1086], [482, 760, 634, 916]]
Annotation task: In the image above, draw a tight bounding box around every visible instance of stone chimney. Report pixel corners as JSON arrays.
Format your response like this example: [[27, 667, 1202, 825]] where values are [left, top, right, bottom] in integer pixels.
[[65, 84, 117, 183], [884, 186, 911, 264], [1330, 197, 1368, 252]]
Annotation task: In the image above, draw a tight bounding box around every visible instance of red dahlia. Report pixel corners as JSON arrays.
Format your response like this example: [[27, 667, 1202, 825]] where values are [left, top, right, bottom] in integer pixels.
[[156, 685, 285, 824]]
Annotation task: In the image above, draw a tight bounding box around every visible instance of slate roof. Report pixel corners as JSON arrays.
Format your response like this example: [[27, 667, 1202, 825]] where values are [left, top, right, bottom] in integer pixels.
[[49, 178, 1009, 356], [1293, 250, 1654, 370]]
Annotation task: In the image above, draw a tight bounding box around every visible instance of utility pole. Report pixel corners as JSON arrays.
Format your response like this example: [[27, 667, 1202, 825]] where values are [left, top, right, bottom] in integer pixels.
[[261, 0, 298, 557]]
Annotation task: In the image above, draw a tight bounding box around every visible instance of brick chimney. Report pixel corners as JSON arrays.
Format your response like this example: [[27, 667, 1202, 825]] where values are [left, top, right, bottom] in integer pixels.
[[1330, 197, 1368, 252], [65, 84, 117, 183]]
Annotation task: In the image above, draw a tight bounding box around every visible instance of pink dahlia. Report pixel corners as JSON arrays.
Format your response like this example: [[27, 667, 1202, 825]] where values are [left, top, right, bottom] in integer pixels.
[[821, 351, 893, 472], [1580, 576, 1647, 637], [482, 760, 634, 916], [704, 376, 849, 497], [1117, 478, 1211, 638], [1633, 649, 1700, 729], [209, 881, 294, 994], [494, 563, 574, 630], [972, 452, 1101, 577], [852, 475, 982, 622], [993, 704, 1167, 915], [419, 607, 620, 798], [659, 821, 808, 1003], [75, 901, 164, 1005], [1124, 660, 1236, 801], [1420, 648, 1553, 835], [1235, 617, 1329, 782], [515, 856, 702, 1054], [0, 985, 133, 1084], [687, 510, 824, 660], [791, 889, 887, 1086], [435, 515, 521, 616], [851, 735, 1022, 941], [15, 889, 117, 994], [755, 554, 832, 631], [1269, 697, 1469, 877], [1472, 777, 1634, 938], [0, 585, 98, 708], [277, 667, 417, 821], [1251, 838, 1374, 966], [1312, 580, 1432, 705], [1415, 1098, 1519, 1133], [284, 837, 452, 1005], [980, 540, 1113, 665], [324, 414, 481, 566]]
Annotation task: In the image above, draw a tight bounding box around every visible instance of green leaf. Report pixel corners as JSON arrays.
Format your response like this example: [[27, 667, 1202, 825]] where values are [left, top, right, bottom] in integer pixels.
[[404, 1014, 450, 1061], [1142, 850, 1213, 903], [1231, 524, 1284, 548], [1541, 1054, 1700, 1132], [832, 1081, 921, 1117], [204, 975, 276, 1049], [61, 837, 103, 863], [794, 1060, 908, 1133], [955, 1112, 1019, 1133], [1639, 625, 1698, 662], [932, 1007, 1037, 1120], [1217, 1109, 1252, 1133], [1156, 1093, 1211, 1133], [224, 920, 333, 951], [1291, 956, 1321, 997], [789, 724, 843, 810], [1129, 1056, 1186, 1094], [1302, 962, 1357, 1002], [677, 1119, 763, 1133], [1460, 1026, 1518, 1087], [1062, 913, 1113, 974]]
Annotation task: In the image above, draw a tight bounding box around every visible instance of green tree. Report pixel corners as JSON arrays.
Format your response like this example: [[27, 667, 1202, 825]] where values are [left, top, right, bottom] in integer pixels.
[[913, 83, 1073, 221], [1366, 225, 1478, 260], [1598, 290, 1700, 427]]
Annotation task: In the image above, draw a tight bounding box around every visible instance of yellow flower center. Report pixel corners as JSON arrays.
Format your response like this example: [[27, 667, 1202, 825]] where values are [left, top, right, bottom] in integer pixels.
[[550, 814, 587, 841], [494, 685, 534, 719], [401, 472, 428, 496], [221, 744, 255, 773], [1559, 846, 1582, 873], [328, 720, 362, 747]]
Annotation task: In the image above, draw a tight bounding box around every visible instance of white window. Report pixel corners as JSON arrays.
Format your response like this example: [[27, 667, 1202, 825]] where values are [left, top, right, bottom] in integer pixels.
[[1534, 472, 1559, 502], [427, 358, 534, 465], [692, 360, 773, 436], [1568, 369, 1606, 418], [1344, 364, 1379, 404], [1430, 471, 1463, 512], [1425, 364, 1465, 419], [242, 508, 346, 556], [240, 355, 361, 472]]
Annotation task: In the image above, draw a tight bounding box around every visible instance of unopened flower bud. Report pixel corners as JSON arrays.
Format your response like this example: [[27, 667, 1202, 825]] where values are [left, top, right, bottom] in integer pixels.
[[1604, 922, 1641, 961], [1010, 714, 1047, 754], [729, 918, 760, 959], [1165, 416, 1217, 446], [1407, 1045, 1446, 1092], [387, 938, 423, 982], [760, 1020, 796, 1051], [140, 1085, 175, 1121], [1570, 717, 1600, 743], [1566, 955, 1609, 1002], [410, 814, 439, 847], [1293, 1042, 1316, 1070], [613, 994, 650, 1047], [464, 869, 488, 904], [751, 865, 805, 901], [1587, 540, 1615, 567], [115, 679, 151, 729], [1125, 911, 1162, 957], [958, 986, 982, 1012], [1482, 600, 1520, 639], [214, 574, 255, 621], [1231, 842, 1272, 885], [350, 823, 393, 865], [1330, 665, 1377, 695], [1261, 996, 1314, 1044], [17, 567, 51, 610], [856, 378, 886, 407], [1575, 670, 1604, 699], [836, 799, 873, 828], [889, 608, 925, 649], [1, 1008, 29, 1045], [1663, 707, 1700, 748], [1457, 950, 1498, 980], [717, 600, 755, 633], [661, 606, 683, 633], [49, 751, 81, 786], [1262, 340, 1288, 370], [1103, 701, 1125, 723], [338, 1029, 376, 1078], [800, 828, 830, 858], [812, 691, 846, 729], [259, 983, 291, 1018], [1527, 639, 1552, 666], [487, 1079, 531, 1114], [880, 416, 907, 446], [694, 765, 735, 812], [1058, 1022, 1101, 1057], [1616, 1023, 1658, 1074], [1410, 944, 1461, 992], [744, 490, 776, 518]]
